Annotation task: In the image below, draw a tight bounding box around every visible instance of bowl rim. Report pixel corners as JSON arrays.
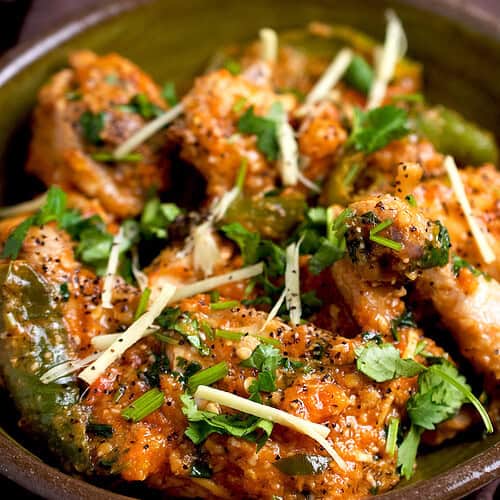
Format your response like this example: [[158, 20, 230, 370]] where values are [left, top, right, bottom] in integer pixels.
[[0, 0, 499, 498]]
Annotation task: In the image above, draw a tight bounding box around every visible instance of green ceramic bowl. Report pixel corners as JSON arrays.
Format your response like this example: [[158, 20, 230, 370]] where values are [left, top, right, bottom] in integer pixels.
[[0, 0, 498, 498]]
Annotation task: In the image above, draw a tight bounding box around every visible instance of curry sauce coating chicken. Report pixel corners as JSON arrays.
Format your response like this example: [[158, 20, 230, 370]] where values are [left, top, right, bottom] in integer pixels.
[[27, 51, 169, 217], [0, 194, 139, 350], [167, 68, 294, 200], [4, 282, 434, 499], [414, 164, 500, 280]]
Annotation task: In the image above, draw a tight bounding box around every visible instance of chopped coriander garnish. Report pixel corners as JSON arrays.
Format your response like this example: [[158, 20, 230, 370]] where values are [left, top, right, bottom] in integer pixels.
[[128, 93, 164, 119], [162, 81, 178, 106], [190, 459, 212, 478], [355, 344, 493, 478], [369, 219, 403, 251], [306, 207, 353, 275], [87, 422, 114, 438], [79, 111, 105, 145], [91, 152, 142, 163], [210, 300, 239, 310], [187, 361, 228, 393], [215, 329, 244, 341], [343, 54, 374, 94], [451, 255, 490, 280], [2, 186, 68, 259], [419, 220, 450, 269], [181, 393, 273, 450], [240, 344, 283, 401], [1, 215, 35, 259], [144, 353, 170, 387], [237, 104, 282, 161], [390, 310, 417, 341], [397, 424, 422, 479], [385, 417, 399, 456], [355, 343, 424, 382], [121, 388, 164, 422], [224, 59, 242, 75], [59, 282, 70, 302], [348, 105, 409, 154], [140, 197, 181, 239], [405, 194, 417, 207], [134, 287, 151, 320]]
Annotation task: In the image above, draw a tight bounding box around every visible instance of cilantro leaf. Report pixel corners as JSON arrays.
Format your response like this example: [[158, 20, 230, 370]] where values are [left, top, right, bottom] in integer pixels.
[[419, 220, 450, 269], [79, 111, 105, 145], [1, 216, 35, 259], [221, 222, 285, 277], [140, 197, 181, 239], [348, 105, 409, 154], [397, 424, 423, 479], [298, 207, 353, 275], [452, 255, 490, 280], [355, 343, 424, 383], [124, 94, 163, 119], [162, 82, 178, 106], [390, 310, 417, 341], [407, 361, 468, 430], [2, 186, 69, 259], [398, 358, 492, 479], [307, 239, 345, 275], [181, 393, 273, 450], [237, 105, 281, 161], [241, 344, 282, 400]]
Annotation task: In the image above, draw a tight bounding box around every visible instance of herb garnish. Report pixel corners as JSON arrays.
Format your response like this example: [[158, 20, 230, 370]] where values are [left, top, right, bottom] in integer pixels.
[[369, 219, 403, 251], [355, 342, 493, 478], [355, 343, 424, 382], [121, 388, 165, 422], [162, 82, 178, 106], [348, 105, 409, 154], [240, 344, 282, 402], [419, 220, 450, 269], [187, 361, 228, 393], [181, 393, 273, 450], [451, 255, 490, 280], [79, 111, 105, 145], [59, 282, 71, 302], [390, 310, 417, 341], [140, 197, 181, 239], [87, 422, 114, 438], [237, 103, 284, 161]]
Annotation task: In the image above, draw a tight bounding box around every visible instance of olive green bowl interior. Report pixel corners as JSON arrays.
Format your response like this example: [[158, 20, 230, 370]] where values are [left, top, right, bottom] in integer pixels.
[[0, 0, 499, 498]]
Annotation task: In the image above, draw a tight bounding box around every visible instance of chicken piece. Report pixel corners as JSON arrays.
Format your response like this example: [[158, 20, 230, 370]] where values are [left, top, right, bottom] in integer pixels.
[[414, 164, 500, 280], [368, 136, 444, 178], [344, 194, 447, 282], [297, 101, 348, 183], [331, 258, 406, 336], [87, 296, 422, 498], [0, 197, 138, 350], [145, 240, 247, 301], [168, 68, 294, 200], [418, 264, 500, 384], [26, 50, 169, 218]]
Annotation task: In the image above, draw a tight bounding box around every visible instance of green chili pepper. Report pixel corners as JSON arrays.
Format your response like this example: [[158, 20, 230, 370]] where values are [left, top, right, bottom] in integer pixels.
[[0, 262, 91, 471], [412, 105, 498, 165], [222, 195, 307, 240], [343, 54, 374, 94]]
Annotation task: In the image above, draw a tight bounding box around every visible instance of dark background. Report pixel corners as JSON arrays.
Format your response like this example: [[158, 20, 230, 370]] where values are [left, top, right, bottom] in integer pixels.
[[0, 0, 498, 498]]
